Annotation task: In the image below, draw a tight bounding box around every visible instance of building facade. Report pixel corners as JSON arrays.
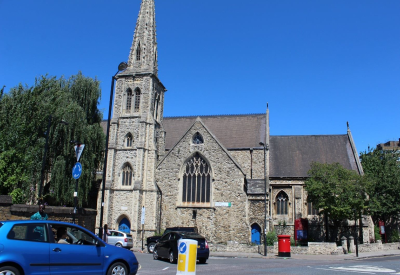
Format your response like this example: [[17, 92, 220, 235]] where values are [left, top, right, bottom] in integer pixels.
[[97, 0, 366, 245]]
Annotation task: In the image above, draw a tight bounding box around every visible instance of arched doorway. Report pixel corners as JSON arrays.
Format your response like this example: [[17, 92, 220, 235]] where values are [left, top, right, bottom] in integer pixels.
[[251, 223, 261, 245], [118, 218, 131, 233]]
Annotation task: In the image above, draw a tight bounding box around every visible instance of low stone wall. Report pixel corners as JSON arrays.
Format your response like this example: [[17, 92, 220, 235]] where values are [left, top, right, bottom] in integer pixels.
[[0, 195, 97, 233], [210, 240, 400, 255]]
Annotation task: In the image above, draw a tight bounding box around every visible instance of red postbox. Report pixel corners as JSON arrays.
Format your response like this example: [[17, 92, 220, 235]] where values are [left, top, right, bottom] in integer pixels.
[[277, 235, 291, 257]]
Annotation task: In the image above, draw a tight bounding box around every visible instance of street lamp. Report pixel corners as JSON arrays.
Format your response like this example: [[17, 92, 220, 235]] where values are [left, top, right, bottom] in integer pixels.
[[259, 141, 269, 256], [38, 115, 68, 204], [99, 62, 128, 239]]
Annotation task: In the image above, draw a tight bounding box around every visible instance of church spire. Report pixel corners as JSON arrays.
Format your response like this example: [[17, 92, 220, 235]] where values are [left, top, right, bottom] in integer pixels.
[[127, 0, 158, 76]]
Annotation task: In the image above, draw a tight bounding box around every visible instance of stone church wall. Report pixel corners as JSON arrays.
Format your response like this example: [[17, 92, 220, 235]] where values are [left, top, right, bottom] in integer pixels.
[[229, 149, 264, 180], [156, 121, 249, 244]]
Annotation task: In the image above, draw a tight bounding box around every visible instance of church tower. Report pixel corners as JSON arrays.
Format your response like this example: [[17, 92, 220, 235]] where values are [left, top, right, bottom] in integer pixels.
[[99, 0, 166, 242]]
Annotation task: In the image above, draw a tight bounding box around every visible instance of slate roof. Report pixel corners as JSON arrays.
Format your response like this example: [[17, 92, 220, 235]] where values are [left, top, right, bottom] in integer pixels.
[[162, 114, 359, 178], [101, 114, 360, 179], [269, 135, 358, 178], [162, 114, 266, 150]]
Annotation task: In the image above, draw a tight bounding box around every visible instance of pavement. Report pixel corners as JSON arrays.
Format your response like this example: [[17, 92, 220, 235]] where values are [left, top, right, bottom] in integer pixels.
[[131, 246, 400, 261]]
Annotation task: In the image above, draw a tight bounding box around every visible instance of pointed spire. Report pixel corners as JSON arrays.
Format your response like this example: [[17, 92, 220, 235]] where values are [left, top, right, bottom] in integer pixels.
[[127, 0, 158, 75]]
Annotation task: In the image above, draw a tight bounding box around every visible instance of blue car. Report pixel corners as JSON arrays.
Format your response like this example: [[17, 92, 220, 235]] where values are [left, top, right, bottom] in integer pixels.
[[0, 220, 139, 275]]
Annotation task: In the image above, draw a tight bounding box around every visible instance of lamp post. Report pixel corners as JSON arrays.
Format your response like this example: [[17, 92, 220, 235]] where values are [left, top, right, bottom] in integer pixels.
[[99, 62, 128, 239], [259, 142, 268, 256], [38, 115, 68, 204]]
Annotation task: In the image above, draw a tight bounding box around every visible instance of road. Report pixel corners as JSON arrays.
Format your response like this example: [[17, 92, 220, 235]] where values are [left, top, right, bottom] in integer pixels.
[[135, 253, 400, 275]]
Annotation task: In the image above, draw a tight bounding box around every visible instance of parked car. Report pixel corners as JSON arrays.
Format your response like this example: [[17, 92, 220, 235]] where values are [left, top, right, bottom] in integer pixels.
[[0, 220, 139, 275], [146, 227, 197, 253], [108, 229, 133, 249], [153, 231, 209, 264]]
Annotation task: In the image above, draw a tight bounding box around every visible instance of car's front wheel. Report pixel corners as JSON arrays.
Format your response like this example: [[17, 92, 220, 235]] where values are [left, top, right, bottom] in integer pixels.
[[153, 247, 159, 260], [107, 262, 127, 275], [0, 266, 20, 275], [147, 242, 156, 253]]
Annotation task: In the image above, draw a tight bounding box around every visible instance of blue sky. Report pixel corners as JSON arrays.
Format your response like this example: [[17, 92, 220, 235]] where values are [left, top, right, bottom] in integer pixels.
[[1, 0, 399, 154]]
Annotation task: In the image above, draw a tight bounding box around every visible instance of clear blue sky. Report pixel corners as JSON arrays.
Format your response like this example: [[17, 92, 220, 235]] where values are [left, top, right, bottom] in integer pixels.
[[1, 0, 399, 154]]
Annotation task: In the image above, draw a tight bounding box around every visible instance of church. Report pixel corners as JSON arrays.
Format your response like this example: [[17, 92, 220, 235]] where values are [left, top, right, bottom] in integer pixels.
[[97, 0, 364, 245]]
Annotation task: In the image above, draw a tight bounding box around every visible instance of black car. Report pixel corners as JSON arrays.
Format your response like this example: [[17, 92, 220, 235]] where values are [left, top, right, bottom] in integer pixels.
[[146, 227, 197, 253], [153, 231, 209, 264]]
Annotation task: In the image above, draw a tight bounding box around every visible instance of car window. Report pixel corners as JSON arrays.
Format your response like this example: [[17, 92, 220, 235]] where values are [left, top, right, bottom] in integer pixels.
[[8, 224, 47, 242], [50, 224, 97, 245], [169, 233, 176, 240], [159, 233, 170, 241], [127, 234, 132, 238]]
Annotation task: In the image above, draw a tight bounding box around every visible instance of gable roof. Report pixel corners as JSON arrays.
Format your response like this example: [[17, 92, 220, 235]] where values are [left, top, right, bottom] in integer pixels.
[[158, 117, 247, 177], [102, 114, 361, 178], [162, 114, 266, 150], [162, 114, 360, 178]]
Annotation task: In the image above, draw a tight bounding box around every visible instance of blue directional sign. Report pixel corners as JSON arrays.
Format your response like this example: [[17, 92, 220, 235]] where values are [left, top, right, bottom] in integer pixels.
[[179, 242, 187, 254], [72, 162, 82, 179]]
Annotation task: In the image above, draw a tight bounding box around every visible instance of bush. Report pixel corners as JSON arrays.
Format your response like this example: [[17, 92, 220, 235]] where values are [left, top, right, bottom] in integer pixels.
[[266, 230, 278, 246], [389, 230, 400, 243]]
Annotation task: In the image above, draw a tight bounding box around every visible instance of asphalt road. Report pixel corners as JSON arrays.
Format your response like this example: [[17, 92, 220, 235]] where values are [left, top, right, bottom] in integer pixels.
[[135, 253, 400, 275]]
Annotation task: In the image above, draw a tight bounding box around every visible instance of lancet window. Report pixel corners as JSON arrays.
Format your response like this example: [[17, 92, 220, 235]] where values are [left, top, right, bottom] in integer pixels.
[[122, 164, 133, 186]]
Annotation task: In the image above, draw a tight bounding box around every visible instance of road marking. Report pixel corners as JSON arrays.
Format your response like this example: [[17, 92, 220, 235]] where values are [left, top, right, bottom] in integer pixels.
[[314, 265, 397, 274], [162, 267, 169, 270]]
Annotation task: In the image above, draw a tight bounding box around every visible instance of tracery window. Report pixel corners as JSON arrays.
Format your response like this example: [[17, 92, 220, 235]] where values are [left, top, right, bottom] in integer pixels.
[[126, 89, 132, 111], [125, 133, 133, 147], [192, 132, 204, 144], [134, 89, 141, 112], [276, 191, 288, 215], [121, 164, 133, 186], [182, 153, 211, 204]]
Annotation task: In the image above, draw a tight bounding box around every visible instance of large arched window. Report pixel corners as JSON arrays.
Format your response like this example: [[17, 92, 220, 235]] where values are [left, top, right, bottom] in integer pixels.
[[276, 191, 288, 215], [182, 153, 211, 204], [126, 88, 133, 112], [121, 164, 133, 186], [134, 88, 141, 112]]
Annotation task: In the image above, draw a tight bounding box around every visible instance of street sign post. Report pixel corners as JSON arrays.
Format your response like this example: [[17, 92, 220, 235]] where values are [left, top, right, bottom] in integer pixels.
[[74, 144, 85, 162], [72, 162, 82, 180]]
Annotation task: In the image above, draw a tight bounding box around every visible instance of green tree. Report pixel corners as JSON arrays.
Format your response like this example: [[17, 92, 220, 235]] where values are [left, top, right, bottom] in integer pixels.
[[0, 73, 105, 206], [360, 148, 400, 225], [305, 162, 368, 241]]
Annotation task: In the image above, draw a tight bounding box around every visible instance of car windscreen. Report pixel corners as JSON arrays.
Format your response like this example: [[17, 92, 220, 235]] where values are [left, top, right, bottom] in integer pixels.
[[0, 222, 3, 229]]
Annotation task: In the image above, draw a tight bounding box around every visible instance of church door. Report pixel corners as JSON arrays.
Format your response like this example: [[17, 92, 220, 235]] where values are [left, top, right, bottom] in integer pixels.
[[118, 218, 131, 233], [251, 224, 261, 245]]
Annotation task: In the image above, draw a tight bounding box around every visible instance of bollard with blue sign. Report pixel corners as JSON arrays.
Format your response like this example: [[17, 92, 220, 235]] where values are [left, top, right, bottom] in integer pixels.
[[177, 239, 198, 275]]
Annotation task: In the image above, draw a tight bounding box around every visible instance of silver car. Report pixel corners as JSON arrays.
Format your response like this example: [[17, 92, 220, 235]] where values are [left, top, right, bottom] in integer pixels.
[[108, 230, 133, 249]]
